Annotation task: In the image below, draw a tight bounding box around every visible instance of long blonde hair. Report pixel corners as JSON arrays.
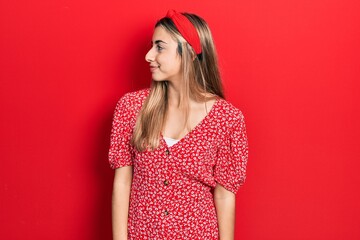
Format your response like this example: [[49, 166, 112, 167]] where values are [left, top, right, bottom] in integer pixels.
[[130, 12, 225, 152]]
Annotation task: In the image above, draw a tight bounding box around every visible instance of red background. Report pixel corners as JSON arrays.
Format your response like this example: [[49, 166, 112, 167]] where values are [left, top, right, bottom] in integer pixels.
[[1, 0, 359, 239]]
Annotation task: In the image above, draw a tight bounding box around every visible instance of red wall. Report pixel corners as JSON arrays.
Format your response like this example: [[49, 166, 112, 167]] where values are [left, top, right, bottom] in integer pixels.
[[1, 0, 359, 239]]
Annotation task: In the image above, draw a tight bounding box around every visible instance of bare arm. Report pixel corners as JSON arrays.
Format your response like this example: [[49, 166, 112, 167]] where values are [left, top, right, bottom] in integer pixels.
[[112, 165, 133, 240], [214, 183, 236, 240]]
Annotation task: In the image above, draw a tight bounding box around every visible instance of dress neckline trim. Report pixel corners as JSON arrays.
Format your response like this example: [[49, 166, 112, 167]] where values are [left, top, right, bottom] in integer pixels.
[[160, 97, 221, 150], [163, 136, 180, 141]]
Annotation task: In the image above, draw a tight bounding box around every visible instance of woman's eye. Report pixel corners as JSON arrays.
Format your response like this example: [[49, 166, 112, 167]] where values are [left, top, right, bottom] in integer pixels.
[[156, 45, 163, 51]]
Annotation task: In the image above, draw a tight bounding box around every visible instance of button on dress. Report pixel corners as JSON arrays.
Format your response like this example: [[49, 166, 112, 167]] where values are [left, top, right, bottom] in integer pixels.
[[108, 88, 249, 239]]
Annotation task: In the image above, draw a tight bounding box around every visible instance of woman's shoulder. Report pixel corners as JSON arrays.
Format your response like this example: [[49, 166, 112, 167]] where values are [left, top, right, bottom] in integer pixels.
[[114, 88, 150, 116], [120, 87, 150, 102], [216, 97, 246, 127], [117, 88, 150, 107]]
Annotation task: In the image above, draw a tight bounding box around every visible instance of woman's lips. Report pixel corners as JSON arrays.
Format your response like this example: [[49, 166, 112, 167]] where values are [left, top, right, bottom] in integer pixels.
[[150, 66, 159, 72]]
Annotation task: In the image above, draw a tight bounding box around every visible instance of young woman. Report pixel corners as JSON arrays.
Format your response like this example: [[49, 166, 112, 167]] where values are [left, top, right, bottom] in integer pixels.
[[109, 9, 249, 240]]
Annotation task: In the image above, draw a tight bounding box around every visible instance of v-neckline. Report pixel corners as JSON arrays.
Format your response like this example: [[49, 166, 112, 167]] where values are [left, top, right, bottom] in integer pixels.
[[160, 97, 221, 150]]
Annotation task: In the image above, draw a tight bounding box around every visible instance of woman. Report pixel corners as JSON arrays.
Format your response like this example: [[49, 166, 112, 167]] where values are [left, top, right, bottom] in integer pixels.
[[109, 9, 249, 240]]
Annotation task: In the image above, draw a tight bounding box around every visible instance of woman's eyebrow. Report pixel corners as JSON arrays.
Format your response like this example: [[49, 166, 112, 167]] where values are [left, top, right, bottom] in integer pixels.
[[151, 40, 168, 44]]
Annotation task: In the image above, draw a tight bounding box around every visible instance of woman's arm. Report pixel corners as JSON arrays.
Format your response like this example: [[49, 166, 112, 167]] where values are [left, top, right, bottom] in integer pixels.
[[112, 165, 133, 240], [214, 183, 236, 240]]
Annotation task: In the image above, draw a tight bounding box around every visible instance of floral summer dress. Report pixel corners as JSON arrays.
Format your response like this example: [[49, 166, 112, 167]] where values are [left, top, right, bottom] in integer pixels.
[[108, 88, 249, 239]]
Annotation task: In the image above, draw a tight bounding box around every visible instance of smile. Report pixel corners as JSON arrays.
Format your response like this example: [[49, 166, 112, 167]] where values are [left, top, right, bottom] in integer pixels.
[[150, 66, 159, 72]]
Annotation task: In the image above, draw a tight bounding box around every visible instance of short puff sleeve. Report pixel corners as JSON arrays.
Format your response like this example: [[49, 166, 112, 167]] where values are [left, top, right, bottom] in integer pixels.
[[213, 113, 249, 194], [108, 93, 135, 169]]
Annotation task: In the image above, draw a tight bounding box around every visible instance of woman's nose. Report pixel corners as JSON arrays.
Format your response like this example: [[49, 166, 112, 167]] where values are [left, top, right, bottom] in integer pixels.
[[145, 48, 155, 62]]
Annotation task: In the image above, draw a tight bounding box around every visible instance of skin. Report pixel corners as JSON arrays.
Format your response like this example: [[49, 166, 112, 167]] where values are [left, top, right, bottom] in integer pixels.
[[145, 26, 185, 111], [145, 26, 218, 139], [145, 26, 236, 240], [112, 166, 132, 240]]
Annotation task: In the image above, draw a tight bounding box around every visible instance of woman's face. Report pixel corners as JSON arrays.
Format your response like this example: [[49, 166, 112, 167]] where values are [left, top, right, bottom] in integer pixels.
[[145, 26, 182, 82]]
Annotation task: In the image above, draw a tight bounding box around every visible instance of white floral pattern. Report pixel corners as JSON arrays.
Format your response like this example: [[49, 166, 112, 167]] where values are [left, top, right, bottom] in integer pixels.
[[108, 88, 249, 239]]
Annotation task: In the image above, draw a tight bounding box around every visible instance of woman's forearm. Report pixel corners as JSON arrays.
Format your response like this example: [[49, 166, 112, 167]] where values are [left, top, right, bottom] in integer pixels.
[[112, 166, 133, 240], [214, 184, 236, 240]]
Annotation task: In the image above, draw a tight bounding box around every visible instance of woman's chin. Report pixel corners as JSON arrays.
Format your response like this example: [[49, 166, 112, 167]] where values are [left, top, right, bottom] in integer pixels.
[[152, 77, 167, 82]]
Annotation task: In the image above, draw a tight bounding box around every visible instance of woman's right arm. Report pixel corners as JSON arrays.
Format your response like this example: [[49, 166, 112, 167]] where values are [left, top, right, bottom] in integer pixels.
[[112, 165, 133, 240]]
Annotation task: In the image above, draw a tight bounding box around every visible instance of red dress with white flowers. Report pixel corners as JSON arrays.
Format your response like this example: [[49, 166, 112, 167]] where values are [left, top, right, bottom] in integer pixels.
[[108, 88, 248, 239]]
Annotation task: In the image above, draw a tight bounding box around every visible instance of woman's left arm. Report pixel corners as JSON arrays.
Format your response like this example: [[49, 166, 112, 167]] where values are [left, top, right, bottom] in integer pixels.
[[214, 183, 236, 240]]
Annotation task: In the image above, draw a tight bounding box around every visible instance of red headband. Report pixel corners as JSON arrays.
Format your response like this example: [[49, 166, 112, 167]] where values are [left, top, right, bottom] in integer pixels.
[[166, 9, 202, 55]]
